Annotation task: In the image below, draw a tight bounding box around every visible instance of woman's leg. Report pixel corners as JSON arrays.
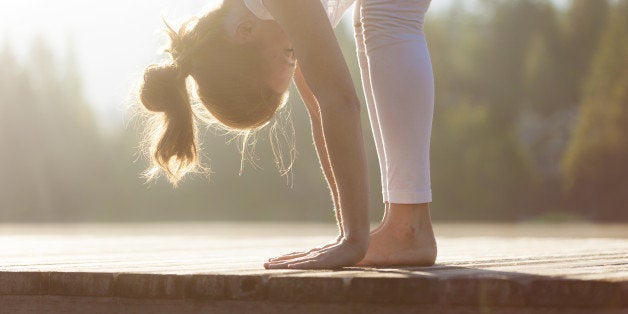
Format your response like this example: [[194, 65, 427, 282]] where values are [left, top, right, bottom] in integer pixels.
[[353, 0, 391, 231], [357, 0, 437, 266]]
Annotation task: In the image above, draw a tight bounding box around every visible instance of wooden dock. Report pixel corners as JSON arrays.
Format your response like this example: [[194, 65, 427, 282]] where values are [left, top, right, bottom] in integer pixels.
[[1, 223, 626, 313]]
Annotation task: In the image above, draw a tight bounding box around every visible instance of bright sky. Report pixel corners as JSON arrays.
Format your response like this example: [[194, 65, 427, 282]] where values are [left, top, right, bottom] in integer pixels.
[[0, 0, 214, 130], [0, 0, 549, 131]]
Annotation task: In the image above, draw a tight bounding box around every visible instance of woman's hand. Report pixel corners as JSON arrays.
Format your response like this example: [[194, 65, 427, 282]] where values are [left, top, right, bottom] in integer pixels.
[[267, 234, 343, 263], [264, 237, 367, 269], [263, 0, 372, 268]]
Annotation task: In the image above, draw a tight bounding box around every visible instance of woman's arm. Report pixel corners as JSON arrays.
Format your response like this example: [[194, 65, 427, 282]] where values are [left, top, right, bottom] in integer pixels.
[[263, 0, 370, 268], [294, 64, 343, 238], [266, 64, 345, 265]]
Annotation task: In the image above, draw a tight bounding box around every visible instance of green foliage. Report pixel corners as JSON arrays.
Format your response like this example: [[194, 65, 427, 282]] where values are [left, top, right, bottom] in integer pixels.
[[431, 102, 534, 220], [562, 0, 610, 104], [562, 0, 628, 220], [0, 0, 625, 222], [476, 0, 541, 121], [427, 1, 541, 220], [522, 1, 566, 114]]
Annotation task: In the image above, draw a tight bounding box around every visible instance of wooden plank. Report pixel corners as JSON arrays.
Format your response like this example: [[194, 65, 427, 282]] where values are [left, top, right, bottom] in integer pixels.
[[0, 223, 627, 311]]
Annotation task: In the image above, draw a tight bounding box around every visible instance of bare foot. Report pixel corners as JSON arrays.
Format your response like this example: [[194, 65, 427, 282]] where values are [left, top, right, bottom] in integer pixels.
[[264, 238, 367, 269], [268, 203, 390, 263], [267, 223, 388, 264], [356, 204, 437, 267]]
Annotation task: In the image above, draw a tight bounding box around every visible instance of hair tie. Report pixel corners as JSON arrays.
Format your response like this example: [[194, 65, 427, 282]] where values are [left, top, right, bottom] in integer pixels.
[[166, 35, 192, 78], [174, 57, 192, 78]]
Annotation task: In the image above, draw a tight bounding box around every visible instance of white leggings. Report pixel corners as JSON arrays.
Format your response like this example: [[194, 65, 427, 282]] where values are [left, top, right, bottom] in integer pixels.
[[353, 0, 434, 204]]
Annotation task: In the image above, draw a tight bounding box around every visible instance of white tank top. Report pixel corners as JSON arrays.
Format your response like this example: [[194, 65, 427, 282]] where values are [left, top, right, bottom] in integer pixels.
[[243, 0, 355, 27]]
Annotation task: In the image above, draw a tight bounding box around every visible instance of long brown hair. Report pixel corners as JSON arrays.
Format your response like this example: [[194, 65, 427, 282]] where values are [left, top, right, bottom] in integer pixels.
[[138, 2, 293, 186]]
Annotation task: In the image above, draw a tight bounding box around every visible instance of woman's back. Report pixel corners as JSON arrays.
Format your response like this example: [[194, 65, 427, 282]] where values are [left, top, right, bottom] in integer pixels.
[[243, 0, 355, 27]]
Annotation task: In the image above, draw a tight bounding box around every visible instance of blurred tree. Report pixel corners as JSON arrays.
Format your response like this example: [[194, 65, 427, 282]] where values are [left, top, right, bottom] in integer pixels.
[[427, 1, 486, 107], [0, 38, 112, 221], [0, 44, 49, 220], [522, 1, 565, 114], [477, 0, 539, 124], [431, 102, 534, 220], [1, 0, 625, 223], [562, 0, 610, 107], [519, 2, 573, 213], [561, 0, 628, 220], [516, 0, 610, 218], [428, 0, 537, 220]]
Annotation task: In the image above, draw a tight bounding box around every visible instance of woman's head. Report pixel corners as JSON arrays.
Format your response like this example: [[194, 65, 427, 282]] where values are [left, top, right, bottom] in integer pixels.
[[139, 1, 296, 185]]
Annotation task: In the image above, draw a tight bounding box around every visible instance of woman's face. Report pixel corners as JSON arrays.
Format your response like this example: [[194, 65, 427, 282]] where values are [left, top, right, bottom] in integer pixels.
[[253, 20, 297, 93]]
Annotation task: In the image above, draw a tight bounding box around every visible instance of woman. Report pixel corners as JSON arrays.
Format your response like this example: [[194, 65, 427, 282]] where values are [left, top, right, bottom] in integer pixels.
[[139, 0, 436, 269]]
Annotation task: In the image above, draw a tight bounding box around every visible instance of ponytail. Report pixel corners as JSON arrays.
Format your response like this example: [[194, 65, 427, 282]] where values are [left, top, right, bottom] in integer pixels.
[[137, 4, 292, 186], [139, 63, 198, 185]]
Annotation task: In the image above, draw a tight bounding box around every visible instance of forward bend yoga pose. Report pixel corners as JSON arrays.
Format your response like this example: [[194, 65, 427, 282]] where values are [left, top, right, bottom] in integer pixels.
[[139, 0, 436, 269]]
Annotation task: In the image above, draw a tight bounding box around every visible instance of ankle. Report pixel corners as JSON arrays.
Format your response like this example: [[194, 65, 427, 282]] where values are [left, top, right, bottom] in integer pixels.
[[387, 203, 431, 224], [343, 234, 370, 252]]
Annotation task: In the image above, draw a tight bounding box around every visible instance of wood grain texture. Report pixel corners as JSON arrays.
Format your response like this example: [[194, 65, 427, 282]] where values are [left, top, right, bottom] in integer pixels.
[[0, 223, 626, 312]]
